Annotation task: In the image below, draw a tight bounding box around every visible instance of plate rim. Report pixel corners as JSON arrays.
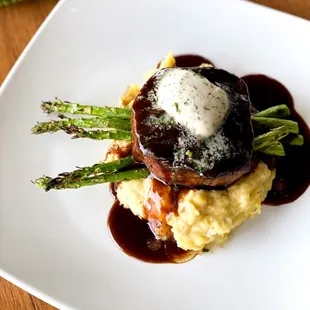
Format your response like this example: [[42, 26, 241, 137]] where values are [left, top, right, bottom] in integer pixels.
[[0, 1, 73, 308], [0, 0, 309, 309], [0, 0, 64, 97]]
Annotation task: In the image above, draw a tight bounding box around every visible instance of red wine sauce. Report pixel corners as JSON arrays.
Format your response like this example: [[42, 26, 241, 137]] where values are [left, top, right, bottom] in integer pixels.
[[157, 54, 214, 68], [108, 200, 190, 263]]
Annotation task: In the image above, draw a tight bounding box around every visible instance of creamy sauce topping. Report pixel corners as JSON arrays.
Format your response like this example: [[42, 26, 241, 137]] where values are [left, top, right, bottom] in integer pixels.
[[157, 68, 229, 138]]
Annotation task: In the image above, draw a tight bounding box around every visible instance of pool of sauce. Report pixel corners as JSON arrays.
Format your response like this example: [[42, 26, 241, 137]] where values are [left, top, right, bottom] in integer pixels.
[[108, 200, 192, 263], [107, 55, 310, 263], [145, 178, 177, 238], [157, 54, 214, 68], [174, 54, 214, 68], [108, 183, 193, 263], [242, 75, 310, 205]]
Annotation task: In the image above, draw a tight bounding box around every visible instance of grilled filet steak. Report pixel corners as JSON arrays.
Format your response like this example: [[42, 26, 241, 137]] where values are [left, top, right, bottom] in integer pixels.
[[132, 67, 254, 187]]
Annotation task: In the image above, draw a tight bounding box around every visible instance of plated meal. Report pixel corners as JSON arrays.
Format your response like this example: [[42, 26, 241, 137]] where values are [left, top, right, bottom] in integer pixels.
[[32, 52, 310, 263]]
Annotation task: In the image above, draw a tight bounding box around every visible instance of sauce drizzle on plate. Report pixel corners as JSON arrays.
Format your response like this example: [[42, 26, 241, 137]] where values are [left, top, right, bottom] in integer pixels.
[[108, 200, 193, 263]]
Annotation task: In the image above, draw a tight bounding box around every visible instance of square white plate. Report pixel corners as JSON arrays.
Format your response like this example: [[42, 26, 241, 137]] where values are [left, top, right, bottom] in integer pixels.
[[1, 0, 310, 309]]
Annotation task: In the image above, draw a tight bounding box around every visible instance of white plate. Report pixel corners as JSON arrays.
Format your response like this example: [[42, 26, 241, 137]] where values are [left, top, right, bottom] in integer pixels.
[[0, 0, 309, 309]]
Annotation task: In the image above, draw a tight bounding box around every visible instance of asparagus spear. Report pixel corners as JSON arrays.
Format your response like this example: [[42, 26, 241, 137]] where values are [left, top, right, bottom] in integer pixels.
[[251, 117, 299, 134], [33, 124, 132, 140], [283, 134, 304, 146], [253, 126, 289, 151], [55, 156, 134, 180], [32, 115, 131, 134], [259, 142, 285, 156], [41, 99, 131, 119], [70, 127, 132, 140], [253, 104, 290, 118], [35, 168, 149, 191]]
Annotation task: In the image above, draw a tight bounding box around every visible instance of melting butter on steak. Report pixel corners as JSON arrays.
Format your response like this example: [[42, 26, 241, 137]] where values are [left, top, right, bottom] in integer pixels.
[[132, 67, 254, 187]]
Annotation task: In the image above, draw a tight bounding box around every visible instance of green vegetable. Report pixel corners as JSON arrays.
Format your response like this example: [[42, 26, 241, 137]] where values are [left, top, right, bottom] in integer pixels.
[[253, 126, 289, 151], [283, 134, 304, 146], [35, 168, 149, 191], [70, 127, 132, 140], [251, 117, 299, 134], [41, 99, 131, 119], [253, 104, 290, 118], [34, 156, 136, 191], [259, 142, 285, 156], [50, 156, 134, 181], [32, 96, 306, 193], [173, 102, 181, 113], [185, 150, 193, 158], [31, 116, 131, 134]]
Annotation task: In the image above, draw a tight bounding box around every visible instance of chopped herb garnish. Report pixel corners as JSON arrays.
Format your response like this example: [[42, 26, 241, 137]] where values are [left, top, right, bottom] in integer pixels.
[[185, 150, 193, 158], [203, 248, 209, 253], [173, 102, 181, 113]]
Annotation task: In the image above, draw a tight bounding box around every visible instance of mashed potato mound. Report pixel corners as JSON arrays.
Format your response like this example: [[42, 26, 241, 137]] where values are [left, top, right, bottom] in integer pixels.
[[167, 162, 275, 250], [116, 178, 151, 219], [116, 162, 275, 251]]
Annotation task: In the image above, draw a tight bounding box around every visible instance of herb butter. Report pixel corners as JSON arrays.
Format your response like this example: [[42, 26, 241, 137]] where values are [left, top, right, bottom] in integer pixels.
[[157, 68, 229, 138]]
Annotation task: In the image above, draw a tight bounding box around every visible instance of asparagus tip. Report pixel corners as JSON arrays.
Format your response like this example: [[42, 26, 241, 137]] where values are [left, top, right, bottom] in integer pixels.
[[41, 101, 52, 113], [33, 176, 51, 191], [31, 123, 42, 135]]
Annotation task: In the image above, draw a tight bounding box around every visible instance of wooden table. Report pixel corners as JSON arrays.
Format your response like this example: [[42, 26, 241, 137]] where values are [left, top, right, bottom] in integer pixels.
[[0, 0, 308, 309]]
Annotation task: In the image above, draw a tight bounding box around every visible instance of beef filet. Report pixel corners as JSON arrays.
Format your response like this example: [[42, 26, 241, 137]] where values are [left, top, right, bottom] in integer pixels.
[[132, 67, 254, 187]]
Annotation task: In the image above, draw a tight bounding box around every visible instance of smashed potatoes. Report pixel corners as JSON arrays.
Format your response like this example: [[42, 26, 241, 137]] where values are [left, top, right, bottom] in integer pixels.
[[167, 162, 275, 250], [116, 161, 275, 251]]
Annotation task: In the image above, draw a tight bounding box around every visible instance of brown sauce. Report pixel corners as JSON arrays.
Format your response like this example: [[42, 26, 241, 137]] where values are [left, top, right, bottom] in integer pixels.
[[242, 74, 310, 205], [108, 199, 192, 264], [157, 54, 214, 68], [145, 179, 177, 238], [174, 54, 214, 68]]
